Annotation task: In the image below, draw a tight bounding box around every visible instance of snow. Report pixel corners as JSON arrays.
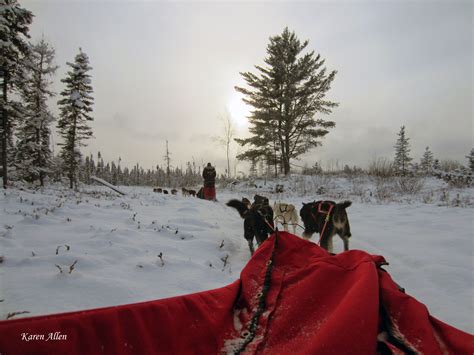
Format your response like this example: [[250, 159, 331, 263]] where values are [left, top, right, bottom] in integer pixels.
[[0, 179, 472, 333], [70, 90, 84, 108]]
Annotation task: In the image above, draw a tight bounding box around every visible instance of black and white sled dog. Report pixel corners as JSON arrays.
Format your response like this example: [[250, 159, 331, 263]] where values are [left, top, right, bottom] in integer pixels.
[[299, 200, 352, 253], [273, 202, 299, 234], [226, 196, 274, 255]]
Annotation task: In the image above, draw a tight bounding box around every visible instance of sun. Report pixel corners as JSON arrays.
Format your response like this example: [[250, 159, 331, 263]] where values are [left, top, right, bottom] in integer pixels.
[[227, 94, 250, 128]]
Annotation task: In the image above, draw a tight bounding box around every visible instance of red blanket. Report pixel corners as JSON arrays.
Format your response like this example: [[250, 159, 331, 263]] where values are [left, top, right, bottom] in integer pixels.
[[0, 232, 472, 354]]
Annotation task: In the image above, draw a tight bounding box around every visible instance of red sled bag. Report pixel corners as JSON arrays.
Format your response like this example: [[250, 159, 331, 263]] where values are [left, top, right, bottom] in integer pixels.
[[203, 186, 216, 200], [0, 232, 472, 354]]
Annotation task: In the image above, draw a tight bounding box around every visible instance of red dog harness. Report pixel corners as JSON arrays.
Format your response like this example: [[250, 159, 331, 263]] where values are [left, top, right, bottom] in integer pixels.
[[311, 201, 335, 245]]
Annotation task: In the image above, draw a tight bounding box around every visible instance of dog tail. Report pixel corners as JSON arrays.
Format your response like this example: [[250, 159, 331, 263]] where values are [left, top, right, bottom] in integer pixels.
[[339, 200, 352, 209], [226, 199, 249, 218]]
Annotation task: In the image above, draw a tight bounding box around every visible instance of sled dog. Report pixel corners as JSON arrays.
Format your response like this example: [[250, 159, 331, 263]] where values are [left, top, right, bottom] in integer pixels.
[[299, 201, 352, 253], [273, 202, 299, 234], [227, 199, 274, 255]]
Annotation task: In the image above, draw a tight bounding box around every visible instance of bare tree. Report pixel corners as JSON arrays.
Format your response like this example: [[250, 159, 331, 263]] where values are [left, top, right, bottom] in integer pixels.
[[164, 140, 171, 186], [212, 111, 235, 178]]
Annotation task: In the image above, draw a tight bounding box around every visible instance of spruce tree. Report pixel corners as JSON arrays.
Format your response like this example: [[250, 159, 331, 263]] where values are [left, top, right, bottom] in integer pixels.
[[83, 155, 92, 184], [235, 27, 338, 175], [57, 48, 94, 189], [16, 39, 58, 185], [0, 0, 33, 188], [393, 126, 412, 176], [96, 151, 103, 178], [420, 146, 434, 175], [111, 161, 117, 185]]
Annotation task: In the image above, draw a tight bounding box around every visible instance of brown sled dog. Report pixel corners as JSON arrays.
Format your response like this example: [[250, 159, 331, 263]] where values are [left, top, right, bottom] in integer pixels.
[[226, 199, 274, 255], [299, 200, 352, 253]]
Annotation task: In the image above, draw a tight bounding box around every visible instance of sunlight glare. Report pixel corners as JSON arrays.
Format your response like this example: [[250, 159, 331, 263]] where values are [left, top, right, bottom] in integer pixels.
[[227, 94, 250, 128]]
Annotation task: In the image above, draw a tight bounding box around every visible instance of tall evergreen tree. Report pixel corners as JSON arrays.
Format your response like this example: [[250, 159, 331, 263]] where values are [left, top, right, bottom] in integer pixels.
[[57, 48, 94, 189], [16, 39, 58, 185], [235, 27, 338, 175], [83, 155, 92, 184], [96, 151, 103, 178], [0, 0, 33, 188], [420, 146, 434, 175], [393, 126, 412, 175]]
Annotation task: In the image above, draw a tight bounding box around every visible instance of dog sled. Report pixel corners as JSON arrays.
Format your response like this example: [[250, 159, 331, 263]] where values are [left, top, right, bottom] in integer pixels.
[[0, 232, 472, 354]]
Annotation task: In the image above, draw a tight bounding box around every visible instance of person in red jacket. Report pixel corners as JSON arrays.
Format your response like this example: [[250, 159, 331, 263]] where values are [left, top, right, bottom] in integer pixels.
[[202, 162, 216, 201]]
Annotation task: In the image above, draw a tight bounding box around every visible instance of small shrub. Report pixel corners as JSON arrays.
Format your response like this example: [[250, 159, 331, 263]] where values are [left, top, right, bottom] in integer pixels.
[[374, 177, 394, 203], [422, 192, 434, 204], [439, 189, 450, 205], [396, 176, 425, 195], [368, 158, 394, 178], [350, 177, 367, 197], [434, 169, 472, 188], [6, 311, 30, 320], [157, 252, 164, 266]]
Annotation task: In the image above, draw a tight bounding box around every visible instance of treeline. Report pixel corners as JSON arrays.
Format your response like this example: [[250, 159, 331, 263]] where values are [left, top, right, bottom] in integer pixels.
[[298, 126, 473, 179], [78, 153, 203, 188]]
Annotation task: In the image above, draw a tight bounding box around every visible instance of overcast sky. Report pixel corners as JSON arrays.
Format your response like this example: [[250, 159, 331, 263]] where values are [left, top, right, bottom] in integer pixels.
[[23, 0, 472, 173]]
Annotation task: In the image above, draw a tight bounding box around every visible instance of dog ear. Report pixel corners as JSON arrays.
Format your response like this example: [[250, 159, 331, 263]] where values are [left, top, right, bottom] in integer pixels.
[[339, 200, 352, 209]]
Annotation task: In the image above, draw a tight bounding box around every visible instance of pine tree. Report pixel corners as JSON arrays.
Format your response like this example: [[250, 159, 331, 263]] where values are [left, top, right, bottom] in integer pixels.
[[57, 48, 94, 189], [420, 146, 434, 175], [466, 148, 474, 173], [116, 157, 122, 184], [0, 0, 33, 188], [15, 39, 58, 185], [235, 27, 338, 175], [96, 151, 103, 178], [83, 155, 92, 184], [393, 126, 412, 176]]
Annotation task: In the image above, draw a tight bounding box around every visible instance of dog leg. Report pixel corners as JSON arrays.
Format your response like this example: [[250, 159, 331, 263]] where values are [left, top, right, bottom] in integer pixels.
[[292, 216, 297, 234], [327, 237, 334, 253], [302, 231, 313, 240], [283, 222, 289, 232], [248, 239, 254, 255], [342, 236, 349, 251], [320, 231, 334, 253]]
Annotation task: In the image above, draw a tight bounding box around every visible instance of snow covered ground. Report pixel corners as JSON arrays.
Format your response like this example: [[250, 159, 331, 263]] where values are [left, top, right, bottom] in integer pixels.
[[0, 178, 472, 333]]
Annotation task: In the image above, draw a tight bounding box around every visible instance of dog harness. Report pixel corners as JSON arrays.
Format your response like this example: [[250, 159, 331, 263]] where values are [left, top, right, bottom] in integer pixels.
[[278, 204, 292, 214], [256, 209, 276, 234], [311, 201, 335, 245]]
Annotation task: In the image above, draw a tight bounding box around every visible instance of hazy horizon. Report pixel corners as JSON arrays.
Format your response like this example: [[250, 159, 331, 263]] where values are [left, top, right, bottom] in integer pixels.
[[22, 0, 473, 173]]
